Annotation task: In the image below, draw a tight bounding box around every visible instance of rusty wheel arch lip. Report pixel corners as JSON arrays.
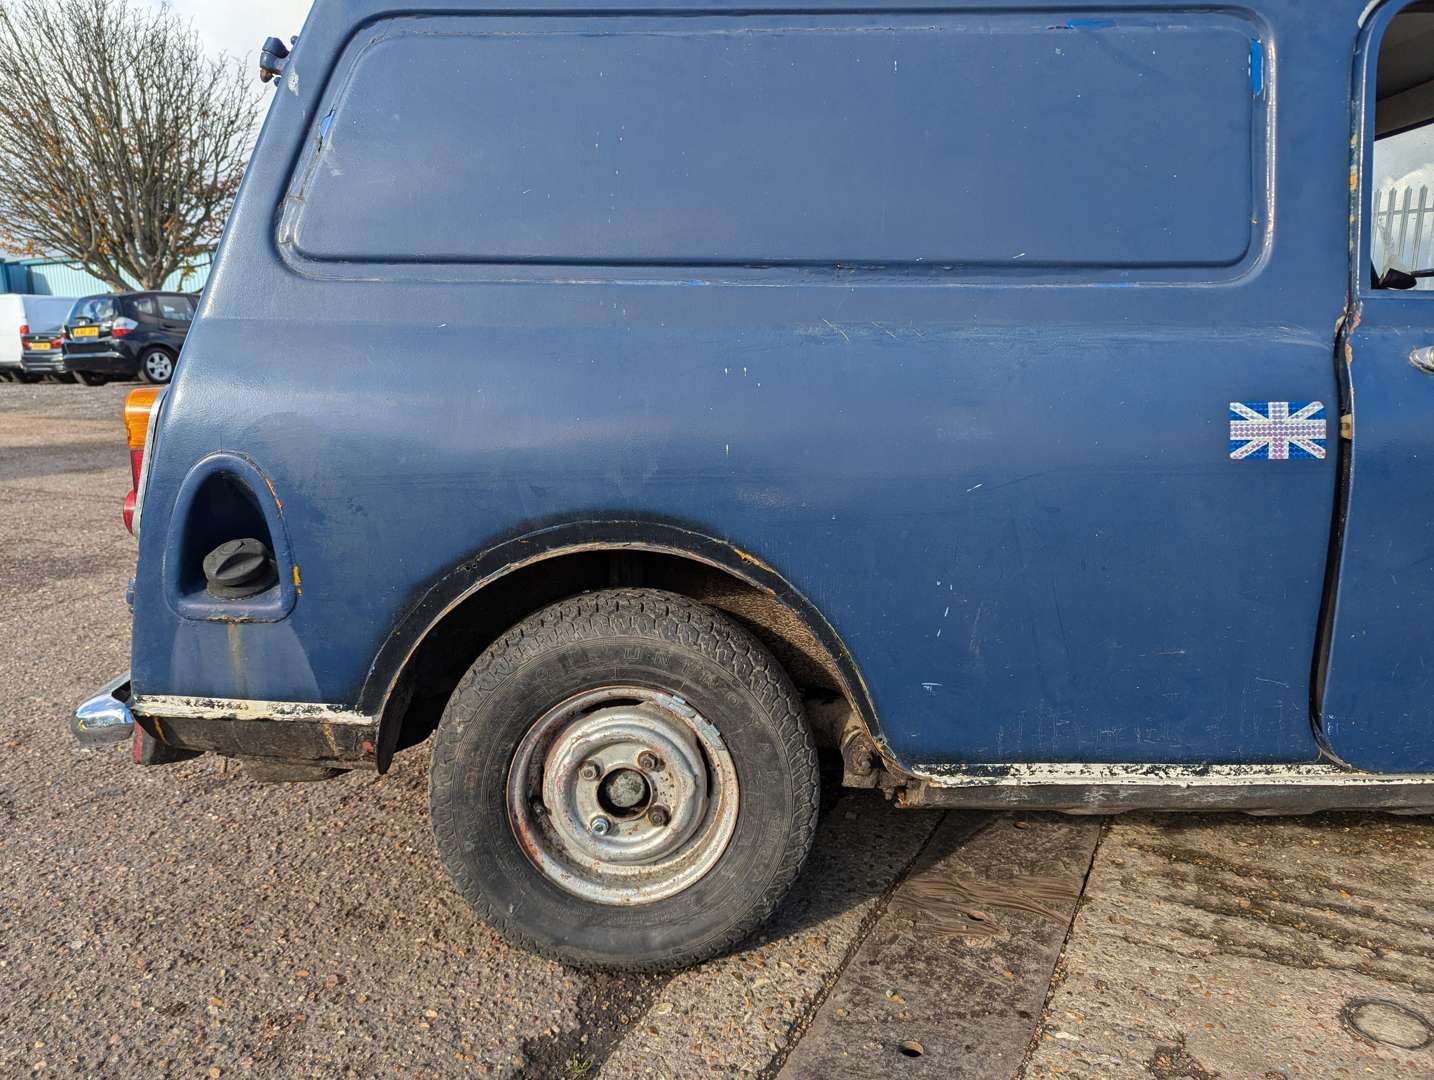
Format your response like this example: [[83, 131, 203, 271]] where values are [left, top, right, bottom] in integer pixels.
[[359, 518, 889, 774]]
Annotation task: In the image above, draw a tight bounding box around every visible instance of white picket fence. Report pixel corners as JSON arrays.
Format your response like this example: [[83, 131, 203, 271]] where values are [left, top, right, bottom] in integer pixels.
[[1373, 184, 1434, 287]]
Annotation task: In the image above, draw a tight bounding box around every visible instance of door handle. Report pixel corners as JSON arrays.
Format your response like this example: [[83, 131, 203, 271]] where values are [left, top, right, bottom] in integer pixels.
[[1410, 346, 1434, 373]]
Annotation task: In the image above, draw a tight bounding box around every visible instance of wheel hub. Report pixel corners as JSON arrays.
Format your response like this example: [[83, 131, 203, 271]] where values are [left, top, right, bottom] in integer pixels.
[[145, 352, 172, 381], [600, 768, 649, 812], [507, 686, 739, 905]]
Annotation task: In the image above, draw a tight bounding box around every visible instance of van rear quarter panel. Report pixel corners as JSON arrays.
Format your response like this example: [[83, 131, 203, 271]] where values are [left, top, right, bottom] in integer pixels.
[[134, 1, 1361, 767]]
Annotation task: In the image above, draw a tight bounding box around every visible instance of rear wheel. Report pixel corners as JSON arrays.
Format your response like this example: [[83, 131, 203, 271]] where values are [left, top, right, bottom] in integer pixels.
[[76, 371, 107, 386], [53, 373, 78, 384], [13, 371, 41, 384], [139, 348, 174, 384], [429, 588, 819, 970]]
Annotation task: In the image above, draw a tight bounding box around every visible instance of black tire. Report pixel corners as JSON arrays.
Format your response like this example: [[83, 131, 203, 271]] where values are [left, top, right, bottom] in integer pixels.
[[139, 347, 175, 384], [429, 588, 819, 970], [53, 373, 78, 384], [13, 371, 41, 384], [76, 371, 108, 386]]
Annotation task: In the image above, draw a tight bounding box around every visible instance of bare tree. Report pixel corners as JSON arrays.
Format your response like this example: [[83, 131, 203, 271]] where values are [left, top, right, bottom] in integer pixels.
[[0, 0, 258, 291]]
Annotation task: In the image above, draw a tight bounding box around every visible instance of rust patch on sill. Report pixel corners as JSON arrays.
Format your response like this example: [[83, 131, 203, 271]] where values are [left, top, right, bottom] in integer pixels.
[[131, 694, 372, 725], [292, 564, 302, 594]]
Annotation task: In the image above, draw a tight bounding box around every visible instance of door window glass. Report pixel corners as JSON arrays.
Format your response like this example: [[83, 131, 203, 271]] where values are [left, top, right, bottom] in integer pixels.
[[157, 295, 193, 321], [71, 297, 114, 323], [130, 296, 158, 318], [1371, 4, 1434, 290]]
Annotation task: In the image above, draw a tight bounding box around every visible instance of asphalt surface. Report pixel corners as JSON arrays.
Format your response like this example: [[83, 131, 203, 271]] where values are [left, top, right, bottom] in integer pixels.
[[4, 380, 1434, 1079]]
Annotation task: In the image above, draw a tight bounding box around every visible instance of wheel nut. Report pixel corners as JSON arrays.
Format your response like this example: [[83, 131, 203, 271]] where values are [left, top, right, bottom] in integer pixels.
[[637, 751, 661, 771], [579, 761, 600, 781], [648, 805, 670, 827], [589, 816, 612, 836]]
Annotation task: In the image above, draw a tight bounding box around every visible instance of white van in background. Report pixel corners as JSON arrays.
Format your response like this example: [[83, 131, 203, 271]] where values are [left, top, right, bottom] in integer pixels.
[[0, 294, 82, 381]]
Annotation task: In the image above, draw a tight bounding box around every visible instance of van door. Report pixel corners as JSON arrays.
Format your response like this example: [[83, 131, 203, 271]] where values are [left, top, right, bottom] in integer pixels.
[[1321, 0, 1434, 772]]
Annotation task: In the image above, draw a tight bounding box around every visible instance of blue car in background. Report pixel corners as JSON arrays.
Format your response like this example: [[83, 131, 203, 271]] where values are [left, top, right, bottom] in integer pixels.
[[70, 0, 1434, 968]]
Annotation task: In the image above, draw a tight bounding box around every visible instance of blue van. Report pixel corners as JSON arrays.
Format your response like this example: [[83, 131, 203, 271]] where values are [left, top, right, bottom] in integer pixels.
[[71, 0, 1434, 968]]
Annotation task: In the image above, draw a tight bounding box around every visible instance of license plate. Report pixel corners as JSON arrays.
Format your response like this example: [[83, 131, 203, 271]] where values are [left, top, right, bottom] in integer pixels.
[[30, 341, 51, 350], [73, 326, 99, 338]]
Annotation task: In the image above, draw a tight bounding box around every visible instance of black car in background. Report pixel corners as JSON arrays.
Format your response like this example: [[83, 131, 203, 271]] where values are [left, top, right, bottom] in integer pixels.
[[62, 292, 196, 385]]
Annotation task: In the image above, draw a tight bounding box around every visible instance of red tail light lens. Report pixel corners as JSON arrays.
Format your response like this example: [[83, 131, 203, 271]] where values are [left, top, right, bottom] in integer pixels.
[[111, 317, 138, 338], [18, 322, 27, 342], [122, 387, 163, 533]]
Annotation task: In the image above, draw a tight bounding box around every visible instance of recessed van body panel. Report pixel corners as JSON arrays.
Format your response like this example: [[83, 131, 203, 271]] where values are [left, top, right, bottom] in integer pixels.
[[286, 12, 1259, 271]]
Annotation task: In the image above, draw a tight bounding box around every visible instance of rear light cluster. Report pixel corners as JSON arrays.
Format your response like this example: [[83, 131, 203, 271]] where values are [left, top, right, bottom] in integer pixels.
[[111, 317, 138, 338], [122, 387, 163, 533]]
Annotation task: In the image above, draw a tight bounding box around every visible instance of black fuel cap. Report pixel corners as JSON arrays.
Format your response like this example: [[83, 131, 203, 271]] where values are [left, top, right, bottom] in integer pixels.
[[203, 538, 279, 600]]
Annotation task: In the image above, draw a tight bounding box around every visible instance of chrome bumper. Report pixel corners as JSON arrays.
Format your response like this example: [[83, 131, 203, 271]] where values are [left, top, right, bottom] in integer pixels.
[[71, 673, 135, 746]]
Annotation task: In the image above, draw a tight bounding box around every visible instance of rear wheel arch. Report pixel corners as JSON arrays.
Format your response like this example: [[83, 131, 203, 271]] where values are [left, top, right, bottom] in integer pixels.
[[362, 521, 886, 773]]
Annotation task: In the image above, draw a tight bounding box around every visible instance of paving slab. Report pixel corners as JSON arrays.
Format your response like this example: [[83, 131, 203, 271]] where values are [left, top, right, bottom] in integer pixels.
[[778, 813, 1101, 1080], [1021, 812, 1434, 1080], [595, 794, 947, 1080]]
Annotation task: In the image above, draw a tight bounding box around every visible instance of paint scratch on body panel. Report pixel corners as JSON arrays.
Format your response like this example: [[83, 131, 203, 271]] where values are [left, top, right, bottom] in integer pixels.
[[262, 474, 284, 511]]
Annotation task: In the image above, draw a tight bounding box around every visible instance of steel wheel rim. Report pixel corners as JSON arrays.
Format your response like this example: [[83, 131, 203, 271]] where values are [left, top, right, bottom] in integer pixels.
[[145, 352, 172, 381], [506, 685, 740, 905]]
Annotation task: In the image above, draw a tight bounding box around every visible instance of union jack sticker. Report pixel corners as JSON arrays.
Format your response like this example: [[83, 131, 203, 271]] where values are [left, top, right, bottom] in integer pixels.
[[1229, 401, 1326, 461]]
